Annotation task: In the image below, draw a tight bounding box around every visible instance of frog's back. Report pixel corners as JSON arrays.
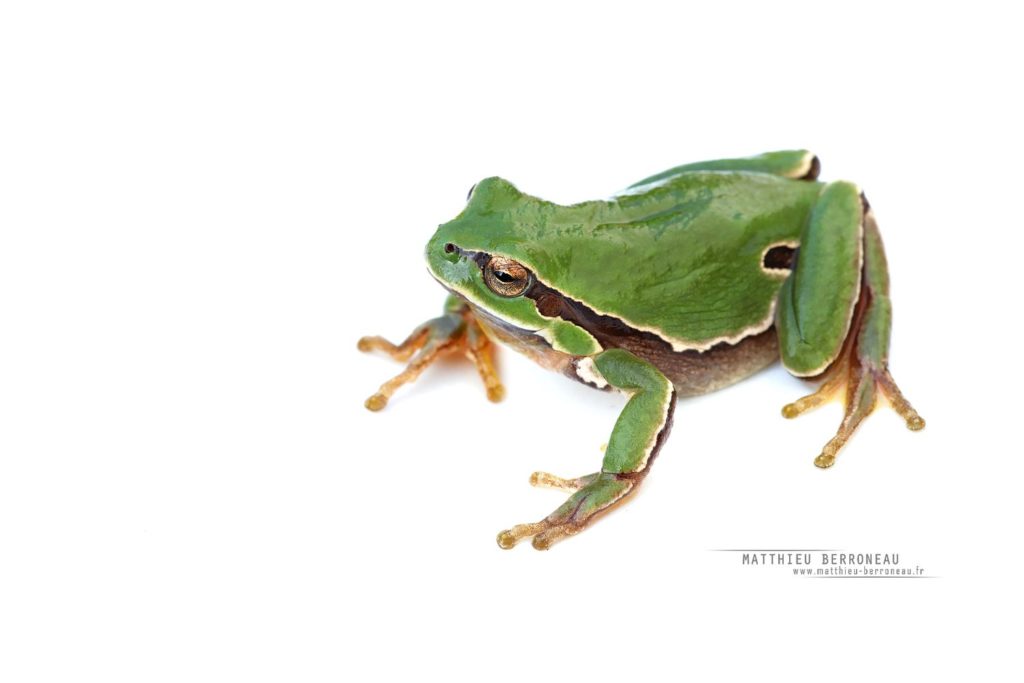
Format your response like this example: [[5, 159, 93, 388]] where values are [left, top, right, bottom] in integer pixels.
[[453, 171, 821, 353]]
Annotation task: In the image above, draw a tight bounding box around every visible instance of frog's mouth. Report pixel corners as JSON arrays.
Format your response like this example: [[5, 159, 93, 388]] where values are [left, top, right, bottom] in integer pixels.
[[468, 300, 544, 340]]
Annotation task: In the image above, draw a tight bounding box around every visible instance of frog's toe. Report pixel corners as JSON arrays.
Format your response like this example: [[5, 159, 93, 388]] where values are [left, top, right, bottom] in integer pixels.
[[496, 530, 516, 549], [358, 330, 429, 361], [876, 369, 926, 431], [528, 470, 599, 492], [364, 393, 389, 411], [362, 351, 446, 412], [782, 357, 847, 419], [814, 452, 836, 469], [464, 324, 505, 404]]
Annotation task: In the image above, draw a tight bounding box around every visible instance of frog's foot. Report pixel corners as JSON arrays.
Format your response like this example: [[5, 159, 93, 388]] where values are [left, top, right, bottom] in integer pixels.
[[497, 349, 675, 549], [497, 472, 637, 550], [359, 302, 504, 411], [811, 362, 925, 468], [783, 351, 925, 469]]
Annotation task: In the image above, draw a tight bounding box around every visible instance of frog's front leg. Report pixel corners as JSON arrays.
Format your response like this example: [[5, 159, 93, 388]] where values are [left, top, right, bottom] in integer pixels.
[[358, 294, 504, 410], [497, 349, 675, 550], [776, 182, 925, 468]]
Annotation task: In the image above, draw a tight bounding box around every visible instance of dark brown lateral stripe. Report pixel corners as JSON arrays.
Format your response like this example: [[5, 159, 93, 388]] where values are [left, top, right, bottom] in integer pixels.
[[525, 279, 685, 354]]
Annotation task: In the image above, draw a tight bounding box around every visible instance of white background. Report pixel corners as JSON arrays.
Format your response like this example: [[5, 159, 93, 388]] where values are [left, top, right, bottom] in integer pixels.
[[1, 1, 1021, 681]]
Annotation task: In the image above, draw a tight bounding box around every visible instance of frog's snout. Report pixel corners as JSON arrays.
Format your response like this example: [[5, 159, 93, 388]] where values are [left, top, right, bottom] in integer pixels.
[[429, 236, 465, 265]]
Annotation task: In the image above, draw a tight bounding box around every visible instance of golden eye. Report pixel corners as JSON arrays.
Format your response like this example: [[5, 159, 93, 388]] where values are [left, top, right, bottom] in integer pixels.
[[483, 256, 533, 297]]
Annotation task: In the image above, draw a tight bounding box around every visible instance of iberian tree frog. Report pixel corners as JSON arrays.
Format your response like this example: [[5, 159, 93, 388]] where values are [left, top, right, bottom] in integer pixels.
[[359, 150, 925, 550]]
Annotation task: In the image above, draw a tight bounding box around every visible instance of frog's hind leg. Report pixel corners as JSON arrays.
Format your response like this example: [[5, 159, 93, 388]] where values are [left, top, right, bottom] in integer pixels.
[[777, 186, 925, 467], [358, 295, 504, 410], [497, 349, 675, 550]]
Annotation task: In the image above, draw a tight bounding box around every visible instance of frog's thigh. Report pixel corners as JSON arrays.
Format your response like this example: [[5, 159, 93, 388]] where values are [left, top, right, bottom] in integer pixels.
[[776, 181, 864, 377]]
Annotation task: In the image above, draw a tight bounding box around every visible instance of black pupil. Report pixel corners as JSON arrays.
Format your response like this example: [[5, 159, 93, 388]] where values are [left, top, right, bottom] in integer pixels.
[[444, 243, 456, 254], [495, 270, 515, 283]]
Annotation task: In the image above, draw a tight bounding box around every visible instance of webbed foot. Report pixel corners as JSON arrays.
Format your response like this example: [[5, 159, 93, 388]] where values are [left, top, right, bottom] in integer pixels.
[[497, 472, 636, 550], [808, 365, 923, 469], [781, 317, 924, 469], [781, 332, 924, 469], [359, 297, 504, 410], [782, 360, 929, 466]]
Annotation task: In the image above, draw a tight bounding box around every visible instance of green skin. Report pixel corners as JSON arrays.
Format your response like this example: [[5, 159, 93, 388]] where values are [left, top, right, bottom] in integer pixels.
[[365, 150, 924, 550]]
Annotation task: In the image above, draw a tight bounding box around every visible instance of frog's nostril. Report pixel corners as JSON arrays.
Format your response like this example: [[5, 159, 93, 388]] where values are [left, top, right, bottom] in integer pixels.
[[444, 242, 457, 254]]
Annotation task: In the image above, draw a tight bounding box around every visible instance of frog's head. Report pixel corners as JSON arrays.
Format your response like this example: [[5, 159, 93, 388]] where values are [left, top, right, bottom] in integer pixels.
[[425, 176, 551, 334]]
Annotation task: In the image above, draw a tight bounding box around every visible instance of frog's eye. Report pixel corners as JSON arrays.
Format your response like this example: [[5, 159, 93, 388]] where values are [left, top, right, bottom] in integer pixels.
[[483, 256, 533, 297], [466, 183, 477, 201]]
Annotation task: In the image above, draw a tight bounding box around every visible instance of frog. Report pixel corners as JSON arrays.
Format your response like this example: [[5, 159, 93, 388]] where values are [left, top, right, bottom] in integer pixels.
[[358, 150, 925, 550]]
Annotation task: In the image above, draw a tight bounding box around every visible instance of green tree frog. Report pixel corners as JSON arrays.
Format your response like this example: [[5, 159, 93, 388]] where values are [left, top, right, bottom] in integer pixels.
[[359, 150, 925, 550]]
